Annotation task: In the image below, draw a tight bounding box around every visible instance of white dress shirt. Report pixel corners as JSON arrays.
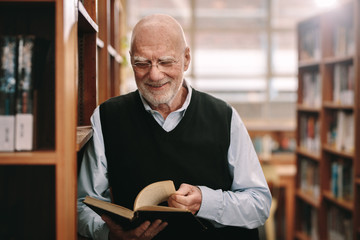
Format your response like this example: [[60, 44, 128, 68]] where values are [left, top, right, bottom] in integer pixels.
[[77, 81, 271, 240]]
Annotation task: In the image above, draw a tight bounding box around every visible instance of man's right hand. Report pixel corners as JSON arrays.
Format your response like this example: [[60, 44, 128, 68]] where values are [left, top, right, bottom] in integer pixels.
[[101, 215, 168, 240]]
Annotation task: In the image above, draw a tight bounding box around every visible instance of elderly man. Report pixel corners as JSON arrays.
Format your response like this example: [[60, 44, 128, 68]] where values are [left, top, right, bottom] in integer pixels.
[[77, 14, 271, 240]]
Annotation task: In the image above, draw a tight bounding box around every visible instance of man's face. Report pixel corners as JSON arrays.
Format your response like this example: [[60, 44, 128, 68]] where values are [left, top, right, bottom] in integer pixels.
[[130, 30, 189, 108]]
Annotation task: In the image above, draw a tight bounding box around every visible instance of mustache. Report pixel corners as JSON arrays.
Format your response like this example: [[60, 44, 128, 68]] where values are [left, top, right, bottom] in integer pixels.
[[143, 78, 172, 87]]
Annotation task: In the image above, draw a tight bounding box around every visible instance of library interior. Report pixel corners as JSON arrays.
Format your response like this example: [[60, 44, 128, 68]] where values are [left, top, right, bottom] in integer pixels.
[[0, 0, 359, 239]]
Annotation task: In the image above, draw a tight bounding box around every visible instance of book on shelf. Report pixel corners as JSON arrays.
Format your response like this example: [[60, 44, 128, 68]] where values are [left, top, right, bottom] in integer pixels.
[[0, 36, 17, 152], [333, 23, 355, 57], [15, 35, 35, 151], [327, 111, 354, 153], [300, 158, 320, 199], [299, 25, 321, 61], [299, 114, 321, 154], [83, 180, 207, 231], [327, 204, 353, 240], [330, 159, 353, 200], [333, 63, 354, 105], [302, 70, 321, 107]]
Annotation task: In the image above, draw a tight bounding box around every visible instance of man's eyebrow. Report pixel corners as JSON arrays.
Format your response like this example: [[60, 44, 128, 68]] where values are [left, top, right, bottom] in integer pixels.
[[133, 56, 149, 62], [158, 56, 176, 61]]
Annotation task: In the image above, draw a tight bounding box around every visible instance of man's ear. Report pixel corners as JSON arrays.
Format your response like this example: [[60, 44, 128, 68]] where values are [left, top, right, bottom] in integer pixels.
[[183, 47, 191, 71]]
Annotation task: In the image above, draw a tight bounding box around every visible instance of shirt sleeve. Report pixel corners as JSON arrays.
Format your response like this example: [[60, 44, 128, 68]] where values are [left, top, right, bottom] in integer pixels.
[[196, 107, 272, 229], [77, 107, 111, 240]]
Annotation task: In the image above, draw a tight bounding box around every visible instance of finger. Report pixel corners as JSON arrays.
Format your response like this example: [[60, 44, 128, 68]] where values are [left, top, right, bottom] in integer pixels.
[[101, 214, 122, 230], [174, 183, 191, 196], [132, 221, 151, 238], [141, 220, 168, 240], [141, 219, 168, 240]]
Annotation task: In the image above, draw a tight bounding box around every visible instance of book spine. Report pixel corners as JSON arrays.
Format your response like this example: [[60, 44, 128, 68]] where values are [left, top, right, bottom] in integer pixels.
[[0, 36, 17, 151], [15, 35, 35, 151]]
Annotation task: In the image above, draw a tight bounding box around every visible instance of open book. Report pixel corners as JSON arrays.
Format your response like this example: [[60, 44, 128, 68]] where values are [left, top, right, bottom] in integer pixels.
[[83, 180, 207, 231]]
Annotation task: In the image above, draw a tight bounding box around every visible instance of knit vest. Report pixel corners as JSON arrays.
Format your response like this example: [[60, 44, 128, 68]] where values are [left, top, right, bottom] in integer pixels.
[[99, 89, 259, 239]]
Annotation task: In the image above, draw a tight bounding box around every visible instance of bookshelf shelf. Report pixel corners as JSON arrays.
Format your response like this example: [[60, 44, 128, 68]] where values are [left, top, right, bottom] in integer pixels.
[[0, 151, 56, 165], [322, 144, 354, 159], [323, 101, 354, 110], [76, 126, 93, 151], [296, 189, 321, 208], [295, 1, 360, 239], [323, 55, 354, 65], [294, 231, 311, 240], [323, 190, 354, 212], [296, 104, 321, 113], [296, 148, 321, 162], [78, 1, 98, 33], [298, 60, 321, 68], [356, 178, 360, 185]]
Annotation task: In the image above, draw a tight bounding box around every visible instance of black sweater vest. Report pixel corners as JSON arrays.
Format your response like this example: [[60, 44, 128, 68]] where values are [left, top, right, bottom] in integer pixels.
[[99, 89, 259, 239]]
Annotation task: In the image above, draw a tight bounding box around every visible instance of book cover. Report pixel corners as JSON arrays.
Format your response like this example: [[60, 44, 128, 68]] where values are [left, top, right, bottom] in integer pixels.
[[0, 36, 17, 152], [15, 35, 35, 151]]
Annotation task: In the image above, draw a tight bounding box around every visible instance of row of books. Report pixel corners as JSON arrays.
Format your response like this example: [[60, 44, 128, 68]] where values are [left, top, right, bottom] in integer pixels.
[[327, 111, 354, 153], [300, 203, 319, 240], [327, 204, 353, 240], [251, 134, 296, 158], [299, 114, 321, 154], [333, 63, 354, 105], [299, 26, 321, 61], [302, 70, 321, 107], [0, 35, 54, 151], [333, 23, 355, 57], [299, 157, 320, 199], [330, 159, 353, 201]]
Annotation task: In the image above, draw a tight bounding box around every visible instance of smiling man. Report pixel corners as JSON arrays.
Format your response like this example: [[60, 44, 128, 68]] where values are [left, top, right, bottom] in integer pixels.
[[77, 14, 271, 240]]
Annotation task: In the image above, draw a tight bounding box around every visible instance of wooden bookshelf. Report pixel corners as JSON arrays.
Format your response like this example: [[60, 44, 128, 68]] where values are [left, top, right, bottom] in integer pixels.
[[0, 0, 125, 239], [295, 1, 360, 239]]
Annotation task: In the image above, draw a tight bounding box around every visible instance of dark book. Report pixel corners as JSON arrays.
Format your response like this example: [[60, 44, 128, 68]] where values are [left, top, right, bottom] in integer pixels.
[[83, 180, 207, 231], [0, 36, 17, 151]]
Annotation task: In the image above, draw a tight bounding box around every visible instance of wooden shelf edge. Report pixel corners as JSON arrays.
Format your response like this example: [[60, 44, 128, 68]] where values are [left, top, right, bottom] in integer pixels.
[[0, 151, 56, 165], [297, 104, 321, 112], [355, 178, 360, 185], [296, 189, 321, 208], [322, 144, 354, 159], [107, 45, 123, 64], [323, 55, 354, 65], [77, 126, 93, 151], [97, 38, 105, 48], [323, 101, 354, 110], [322, 190, 354, 212], [78, 1, 98, 33], [298, 59, 321, 68], [294, 231, 311, 240], [296, 148, 321, 161]]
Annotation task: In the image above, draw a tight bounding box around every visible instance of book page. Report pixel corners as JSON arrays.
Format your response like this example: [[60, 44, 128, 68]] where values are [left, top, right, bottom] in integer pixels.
[[137, 205, 189, 212], [134, 180, 176, 210]]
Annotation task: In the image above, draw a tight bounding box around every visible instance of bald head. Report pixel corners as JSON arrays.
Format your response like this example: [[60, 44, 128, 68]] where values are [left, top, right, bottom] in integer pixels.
[[130, 14, 187, 54]]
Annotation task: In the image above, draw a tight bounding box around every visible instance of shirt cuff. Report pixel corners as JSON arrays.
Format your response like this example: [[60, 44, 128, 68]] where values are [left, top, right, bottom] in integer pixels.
[[196, 186, 223, 221]]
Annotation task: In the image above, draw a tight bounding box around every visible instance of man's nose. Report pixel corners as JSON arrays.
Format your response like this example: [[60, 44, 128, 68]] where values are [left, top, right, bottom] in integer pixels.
[[148, 63, 165, 81]]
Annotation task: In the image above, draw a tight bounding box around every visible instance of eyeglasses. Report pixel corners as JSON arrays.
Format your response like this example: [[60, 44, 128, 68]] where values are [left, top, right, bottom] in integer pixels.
[[131, 56, 181, 74]]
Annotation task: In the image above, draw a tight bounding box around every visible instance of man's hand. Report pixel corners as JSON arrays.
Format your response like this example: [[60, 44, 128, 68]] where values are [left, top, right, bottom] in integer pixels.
[[168, 183, 202, 215], [102, 215, 168, 240]]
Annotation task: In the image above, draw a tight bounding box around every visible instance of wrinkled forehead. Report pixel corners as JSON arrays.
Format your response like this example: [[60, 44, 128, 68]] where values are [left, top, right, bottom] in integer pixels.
[[131, 25, 182, 57]]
